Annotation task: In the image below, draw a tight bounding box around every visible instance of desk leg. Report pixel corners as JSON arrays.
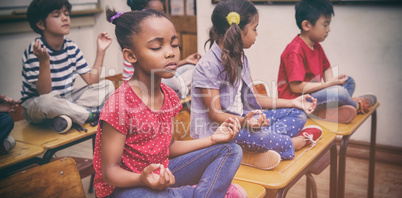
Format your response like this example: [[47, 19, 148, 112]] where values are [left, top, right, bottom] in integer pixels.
[[264, 189, 278, 198], [330, 142, 337, 198], [368, 111, 377, 198], [338, 134, 350, 198]]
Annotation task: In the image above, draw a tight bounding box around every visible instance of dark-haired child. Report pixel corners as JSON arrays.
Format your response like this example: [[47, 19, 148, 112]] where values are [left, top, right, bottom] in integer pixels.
[[277, 0, 376, 123], [190, 0, 322, 170], [93, 8, 247, 198], [122, 0, 201, 99], [21, 0, 115, 133]]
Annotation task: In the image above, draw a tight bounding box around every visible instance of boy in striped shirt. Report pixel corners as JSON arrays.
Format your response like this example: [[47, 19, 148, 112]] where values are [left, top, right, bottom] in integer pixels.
[[21, 0, 114, 133]]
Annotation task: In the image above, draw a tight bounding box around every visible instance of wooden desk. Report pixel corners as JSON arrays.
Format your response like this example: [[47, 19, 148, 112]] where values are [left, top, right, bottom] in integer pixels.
[[309, 102, 379, 198], [0, 141, 44, 177], [234, 129, 337, 198], [11, 120, 97, 163]]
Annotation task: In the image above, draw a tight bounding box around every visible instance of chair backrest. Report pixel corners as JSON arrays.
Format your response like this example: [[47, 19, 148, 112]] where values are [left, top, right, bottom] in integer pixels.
[[0, 157, 86, 198]]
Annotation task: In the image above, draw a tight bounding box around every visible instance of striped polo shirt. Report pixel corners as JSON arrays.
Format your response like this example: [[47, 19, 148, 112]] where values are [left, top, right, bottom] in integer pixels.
[[21, 37, 90, 103]]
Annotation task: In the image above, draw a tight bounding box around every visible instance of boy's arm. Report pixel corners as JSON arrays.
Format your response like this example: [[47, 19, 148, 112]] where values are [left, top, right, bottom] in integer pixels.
[[33, 39, 52, 95], [81, 32, 112, 85], [289, 67, 348, 94]]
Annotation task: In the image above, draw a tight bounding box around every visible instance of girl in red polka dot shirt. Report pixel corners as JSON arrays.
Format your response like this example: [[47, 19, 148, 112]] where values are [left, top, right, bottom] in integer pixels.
[[93, 8, 246, 198]]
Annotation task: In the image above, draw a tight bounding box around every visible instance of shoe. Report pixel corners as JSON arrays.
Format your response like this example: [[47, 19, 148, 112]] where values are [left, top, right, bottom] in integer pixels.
[[0, 136, 16, 155], [241, 150, 281, 170], [298, 125, 323, 147], [49, 115, 72, 134], [86, 107, 102, 126], [313, 105, 356, 124], [225, 183, 248, 198], [87, 113, 100, 127], [353, 94, 377, 114]]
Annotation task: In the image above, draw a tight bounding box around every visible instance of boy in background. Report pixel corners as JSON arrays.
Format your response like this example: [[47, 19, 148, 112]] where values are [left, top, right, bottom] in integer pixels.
[[277, 0, 376, 123], [21, 0, 114, 133]]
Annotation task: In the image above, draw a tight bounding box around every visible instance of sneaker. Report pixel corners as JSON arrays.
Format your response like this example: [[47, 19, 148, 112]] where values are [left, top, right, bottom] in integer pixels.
[[0, 135, 16, 155], [87, 112, 100, 127], [86, 107, 102, 126], [49, 115, 72, 134], [225, 183, 248, 198], [313, 105, 357, 124], [298, 125, 323, 147], [241, 150, 281, 170], [353, 94, 377, 114]]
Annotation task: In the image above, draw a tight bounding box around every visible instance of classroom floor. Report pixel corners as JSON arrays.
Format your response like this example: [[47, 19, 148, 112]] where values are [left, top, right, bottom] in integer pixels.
[[57, 139, 402, 198]]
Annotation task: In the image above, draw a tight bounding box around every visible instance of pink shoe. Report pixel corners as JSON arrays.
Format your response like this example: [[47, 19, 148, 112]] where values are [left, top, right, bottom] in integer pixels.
[[225, 183, 248, 198], [298, 125, 323, 147]]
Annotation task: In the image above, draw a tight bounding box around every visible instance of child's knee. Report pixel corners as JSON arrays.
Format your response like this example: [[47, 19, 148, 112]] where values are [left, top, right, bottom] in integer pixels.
[[224, 143, 243, 160]]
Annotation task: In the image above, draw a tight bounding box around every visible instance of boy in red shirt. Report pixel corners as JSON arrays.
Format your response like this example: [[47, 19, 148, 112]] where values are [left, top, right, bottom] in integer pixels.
[[277, 0, 376, 123]]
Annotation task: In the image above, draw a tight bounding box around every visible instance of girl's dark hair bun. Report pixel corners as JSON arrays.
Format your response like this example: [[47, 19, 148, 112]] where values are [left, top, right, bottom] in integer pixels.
[[106, 7, 118, 25]]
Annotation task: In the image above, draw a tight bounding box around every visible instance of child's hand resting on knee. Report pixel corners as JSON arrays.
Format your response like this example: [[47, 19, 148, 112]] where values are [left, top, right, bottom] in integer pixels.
[[244, 110, 269, 131], [211, 117, 241, 143], [140, 164, 175, 190], [292, 94, 317, 114]]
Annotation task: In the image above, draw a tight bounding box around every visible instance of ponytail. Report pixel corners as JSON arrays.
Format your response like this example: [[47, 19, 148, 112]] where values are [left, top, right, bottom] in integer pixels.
[[208, 0, 258, 86]]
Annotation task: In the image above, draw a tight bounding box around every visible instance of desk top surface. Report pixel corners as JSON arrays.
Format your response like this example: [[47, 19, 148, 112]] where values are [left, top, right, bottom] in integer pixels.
[[234, 128, 336, 189], [0, 141, 44, 169], [11, 120, 97, 149], [307, 102, 379, 136]]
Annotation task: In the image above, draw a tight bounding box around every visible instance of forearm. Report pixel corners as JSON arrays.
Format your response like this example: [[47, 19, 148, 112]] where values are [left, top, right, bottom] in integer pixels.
[[177, 59, 187, 67], [256, 95, 296, 109], [36, 61, 52, 94], [102, 166, 143, 188], [291, 81, 335, 94], [169, 138, 215, 158], [209, 110, 245, 128], [88, 49, 106, 84]]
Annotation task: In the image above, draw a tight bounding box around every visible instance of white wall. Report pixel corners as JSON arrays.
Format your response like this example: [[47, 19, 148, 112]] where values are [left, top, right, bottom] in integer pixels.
[[197, 1, 402, 147], [1, 1, 401, 147]]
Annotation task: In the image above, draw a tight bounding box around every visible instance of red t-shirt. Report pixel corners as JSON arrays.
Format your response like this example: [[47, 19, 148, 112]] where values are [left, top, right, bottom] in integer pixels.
[[93, 81, 182, 198], [277, 35, 331, 99]]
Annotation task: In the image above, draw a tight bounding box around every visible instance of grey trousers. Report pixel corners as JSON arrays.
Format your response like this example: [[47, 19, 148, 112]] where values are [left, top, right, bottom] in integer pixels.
[[21, 80, 115, 126]]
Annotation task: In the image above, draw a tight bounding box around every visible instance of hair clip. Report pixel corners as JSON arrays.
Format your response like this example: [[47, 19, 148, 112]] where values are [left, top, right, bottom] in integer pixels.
[[110, 11, 124, 23], [226, 11, 240, 25]]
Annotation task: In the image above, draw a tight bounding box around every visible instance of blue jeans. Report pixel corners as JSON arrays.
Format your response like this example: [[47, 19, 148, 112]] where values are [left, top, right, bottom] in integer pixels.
[[234, 108, 307, 160], [310, 76, 356, 111], [0, 112, 14, 142], [110, 143, 242, 198]]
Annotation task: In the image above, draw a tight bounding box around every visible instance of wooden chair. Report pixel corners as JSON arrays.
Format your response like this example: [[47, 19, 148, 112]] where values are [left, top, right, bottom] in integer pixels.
[[0, 157, 85, 198], [9, 106, 96, 193]]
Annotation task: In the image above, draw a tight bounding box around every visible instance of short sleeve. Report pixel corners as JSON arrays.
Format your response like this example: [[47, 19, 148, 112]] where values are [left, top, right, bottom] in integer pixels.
[[284, 52, 306, 83], [99, 91, 130, 135], [192, 60, 223, 90], [68, 42, 90, 75], [322, 50, 331, 72]]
